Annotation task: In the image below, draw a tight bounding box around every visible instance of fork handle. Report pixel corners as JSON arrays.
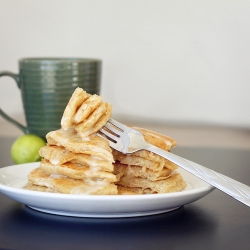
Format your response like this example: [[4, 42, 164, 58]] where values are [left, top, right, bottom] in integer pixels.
[[147, 145, 250, 207]]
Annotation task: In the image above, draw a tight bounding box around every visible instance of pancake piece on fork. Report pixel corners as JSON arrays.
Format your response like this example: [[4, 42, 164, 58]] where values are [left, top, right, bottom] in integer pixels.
[[61, 87, 112, 137]]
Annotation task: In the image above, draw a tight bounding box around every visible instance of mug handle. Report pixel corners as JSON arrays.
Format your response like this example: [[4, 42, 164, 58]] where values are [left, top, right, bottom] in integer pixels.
[[0, 71, 28, 134]]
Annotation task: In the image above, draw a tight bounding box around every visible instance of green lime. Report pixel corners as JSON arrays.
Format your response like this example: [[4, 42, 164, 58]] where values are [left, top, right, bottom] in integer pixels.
[[11, 134, 46, 164]]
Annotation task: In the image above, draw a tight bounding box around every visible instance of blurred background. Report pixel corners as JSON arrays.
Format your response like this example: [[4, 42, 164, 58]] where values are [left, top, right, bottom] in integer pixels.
[[1, 0, 250, 148]]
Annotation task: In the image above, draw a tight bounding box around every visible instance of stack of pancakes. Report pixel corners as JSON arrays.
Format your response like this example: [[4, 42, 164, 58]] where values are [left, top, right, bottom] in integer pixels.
[[25, 88, 118, 195], [113, 127, 187, 195], [25, 87, 187, 195]]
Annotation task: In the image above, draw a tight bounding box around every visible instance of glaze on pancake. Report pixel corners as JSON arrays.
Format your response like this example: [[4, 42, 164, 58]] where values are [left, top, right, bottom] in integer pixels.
[[40, 145, 114, 172], [46, 129, 114, 162], [40, 159, 117, 182]]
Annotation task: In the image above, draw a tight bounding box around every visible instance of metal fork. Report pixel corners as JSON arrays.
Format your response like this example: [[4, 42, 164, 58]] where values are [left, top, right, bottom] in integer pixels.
[[98, 118, 250, 207]]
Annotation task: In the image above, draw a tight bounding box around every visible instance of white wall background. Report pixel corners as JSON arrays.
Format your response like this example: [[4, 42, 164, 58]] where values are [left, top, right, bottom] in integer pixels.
[[1, 0, 250, 129]]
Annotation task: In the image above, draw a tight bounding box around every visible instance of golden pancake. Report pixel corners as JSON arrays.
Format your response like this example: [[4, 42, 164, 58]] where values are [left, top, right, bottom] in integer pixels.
[[61, 88, 90, 130], [39, 145, 114, 172], [114, 162, 172, 181], [61, 88, 112, 136], [28, 167, 118, 195], [40, 159, 117, 182], [131, 126, 177, 150], [73, 94, 102, 123], [112, 127, 178, 173], [77, 103, 112, 138], [117, 172, 187, 194], [24, 181, 57, 193], [117, 185, 149, 195], [46, 129, 114, 162], [74, 102, 106, 133], [112, 149, 178, 172], [117, 185, 138, 195]]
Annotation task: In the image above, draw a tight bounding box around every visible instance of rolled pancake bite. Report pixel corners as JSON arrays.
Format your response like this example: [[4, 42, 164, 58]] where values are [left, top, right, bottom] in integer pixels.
[[61, 87, 112, 137]]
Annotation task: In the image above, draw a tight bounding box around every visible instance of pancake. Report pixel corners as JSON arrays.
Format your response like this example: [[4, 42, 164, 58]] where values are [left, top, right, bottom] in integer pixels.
[[131, 126, 177, 150], [114, 162, 172, 181], [27, 88, 117, 195], [76, 103, 112, 138], [24, 181, 57, 193], [40, 145, 114, 172], [117, 185, 138, 195], [61, 88, 90, 130], [112, 149, 178, 172], [117, 171, 187, 194], [75, 102, 107, 133], [73, 94, 102, 124], [113, 127, 186, 194], [46, 129, 114, 162], [27, 167, 118, 195], [40, 159, 117, 182], [112, 127, 178, 172], [61, 87, 112, 136]]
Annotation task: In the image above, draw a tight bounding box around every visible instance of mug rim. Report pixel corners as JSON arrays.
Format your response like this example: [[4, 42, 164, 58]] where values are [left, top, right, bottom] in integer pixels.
[[19, 58, 101, 64]]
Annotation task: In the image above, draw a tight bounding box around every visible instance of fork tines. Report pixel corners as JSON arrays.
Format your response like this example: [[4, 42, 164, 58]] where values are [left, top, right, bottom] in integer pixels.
[[98, 118, 124, 144]]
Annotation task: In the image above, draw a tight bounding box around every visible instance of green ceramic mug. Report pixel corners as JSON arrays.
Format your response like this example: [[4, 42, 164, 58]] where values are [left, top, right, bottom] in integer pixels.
[[0, 58, 102, 138]]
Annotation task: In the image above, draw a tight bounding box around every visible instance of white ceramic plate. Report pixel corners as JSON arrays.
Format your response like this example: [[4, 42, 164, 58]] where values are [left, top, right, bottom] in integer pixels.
[[0, 162, 214, 218]]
